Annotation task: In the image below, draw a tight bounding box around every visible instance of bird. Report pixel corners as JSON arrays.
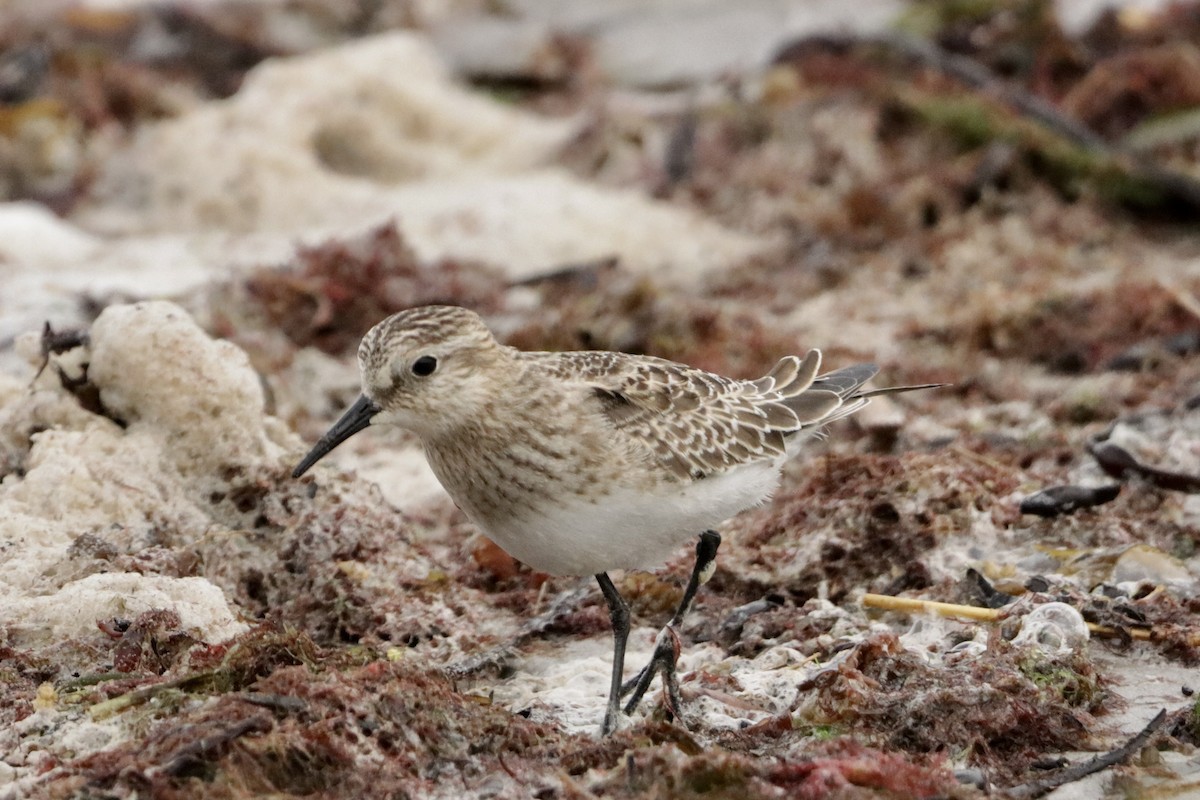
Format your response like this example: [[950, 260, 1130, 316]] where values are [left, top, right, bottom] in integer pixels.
[[292, 305, 937, 735]]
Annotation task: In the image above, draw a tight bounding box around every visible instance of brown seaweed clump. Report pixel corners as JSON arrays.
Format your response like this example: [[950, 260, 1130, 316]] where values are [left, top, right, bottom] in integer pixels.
[[506, 264, 804, 380], [796, 632, 1107, 784], [723, 451, 1020, 611], [212, 223, 508, 359], [43, 646, 561, 799]]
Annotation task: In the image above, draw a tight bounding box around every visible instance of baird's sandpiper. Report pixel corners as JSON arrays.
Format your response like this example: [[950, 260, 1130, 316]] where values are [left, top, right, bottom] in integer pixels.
[[293, 305, 935, 734]]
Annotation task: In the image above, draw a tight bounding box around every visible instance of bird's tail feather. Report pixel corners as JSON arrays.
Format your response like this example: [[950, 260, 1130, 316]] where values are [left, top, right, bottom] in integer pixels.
[[792, 365, 943, 432]]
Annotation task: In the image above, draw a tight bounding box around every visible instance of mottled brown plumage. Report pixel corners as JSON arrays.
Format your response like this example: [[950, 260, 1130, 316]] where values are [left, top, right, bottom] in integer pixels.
[[525, 347, 862, 481], [293, 305, 934, 734], [297, 305, 904, 575]]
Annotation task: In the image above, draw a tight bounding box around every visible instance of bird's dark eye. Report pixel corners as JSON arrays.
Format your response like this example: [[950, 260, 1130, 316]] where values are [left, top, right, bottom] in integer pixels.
[[411, 355, 438, 377]]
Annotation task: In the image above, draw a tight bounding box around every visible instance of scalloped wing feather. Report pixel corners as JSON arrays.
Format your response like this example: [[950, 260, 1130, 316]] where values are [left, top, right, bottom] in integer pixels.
[[531, 349, 870, 481]]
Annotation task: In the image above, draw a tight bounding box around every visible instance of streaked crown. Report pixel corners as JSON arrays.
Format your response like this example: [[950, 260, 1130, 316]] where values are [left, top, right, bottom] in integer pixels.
[[357, 305, 508, 437]]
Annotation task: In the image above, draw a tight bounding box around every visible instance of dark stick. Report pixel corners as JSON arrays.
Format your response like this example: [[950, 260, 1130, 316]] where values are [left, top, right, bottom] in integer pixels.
[[1000, 709, 1167, 799]]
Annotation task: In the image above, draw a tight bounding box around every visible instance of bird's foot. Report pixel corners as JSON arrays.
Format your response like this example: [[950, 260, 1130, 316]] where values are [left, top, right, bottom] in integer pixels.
[[601, 701, 620, 736], [621, 625, 684, 720]]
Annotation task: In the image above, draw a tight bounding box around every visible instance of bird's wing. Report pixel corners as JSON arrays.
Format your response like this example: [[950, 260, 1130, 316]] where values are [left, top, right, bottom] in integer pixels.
[[534, 350, 847, 480]]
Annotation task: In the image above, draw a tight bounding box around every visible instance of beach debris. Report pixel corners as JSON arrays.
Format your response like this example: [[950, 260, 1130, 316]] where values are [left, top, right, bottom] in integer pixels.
[[1019, 484, 1121, 517]]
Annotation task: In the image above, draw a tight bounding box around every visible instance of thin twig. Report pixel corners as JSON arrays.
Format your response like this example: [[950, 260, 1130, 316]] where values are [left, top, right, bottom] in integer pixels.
[[873, 33, 1109, 151], [153, 716, 273, 778], [782, 33, 1200, 211], [860, 593, 1153, 641], [999, 709, 1168, 799], [444, 580, 593, 677], [237, 692, 308, 714], [88, 672, 215, 720], [1157, 277, 1200, 323]]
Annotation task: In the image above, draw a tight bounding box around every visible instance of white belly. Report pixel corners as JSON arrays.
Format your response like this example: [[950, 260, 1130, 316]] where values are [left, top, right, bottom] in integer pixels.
[[476, 459, 782, 576]]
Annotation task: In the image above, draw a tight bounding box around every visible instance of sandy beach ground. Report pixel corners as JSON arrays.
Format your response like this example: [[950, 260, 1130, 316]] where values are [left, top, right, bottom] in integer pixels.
[[2, 1, 1200, 797]]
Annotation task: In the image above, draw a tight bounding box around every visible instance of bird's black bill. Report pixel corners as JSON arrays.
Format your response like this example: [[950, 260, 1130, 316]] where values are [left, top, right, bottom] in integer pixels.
[[292, 394, 380, 479]]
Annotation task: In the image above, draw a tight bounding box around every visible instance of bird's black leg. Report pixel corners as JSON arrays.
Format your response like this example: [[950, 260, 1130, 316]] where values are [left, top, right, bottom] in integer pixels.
[[595, 572, 630, 735], [622, 530, 721, 721]]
